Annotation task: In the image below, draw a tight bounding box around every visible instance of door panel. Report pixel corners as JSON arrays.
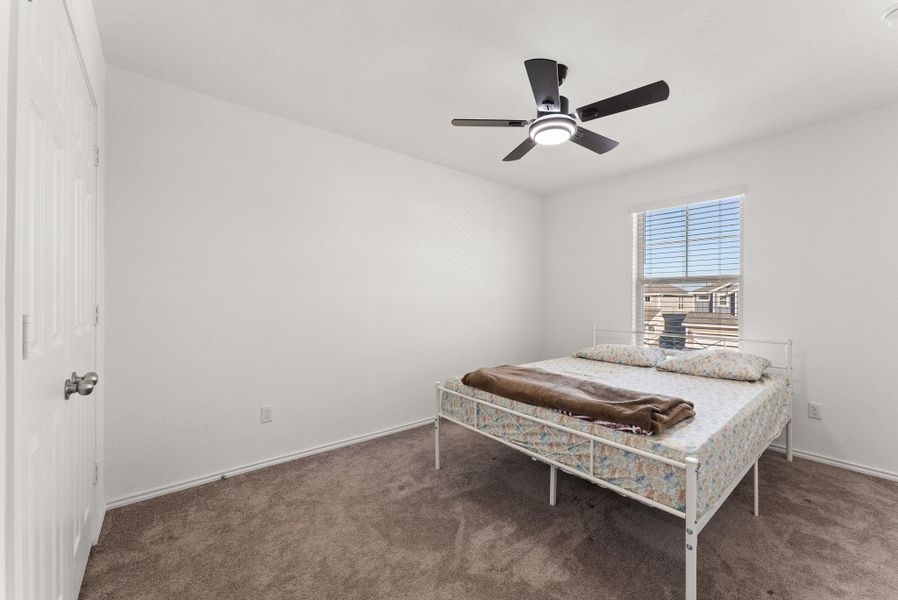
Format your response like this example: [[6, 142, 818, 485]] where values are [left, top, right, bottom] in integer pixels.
[[15, 1, 99, 598], [21, 105, 41, 360], [25, 432, 42, 600], [49, 409, 64, 600]]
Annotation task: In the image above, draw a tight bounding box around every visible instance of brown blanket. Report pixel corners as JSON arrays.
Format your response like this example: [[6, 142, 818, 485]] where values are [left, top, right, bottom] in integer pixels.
[[461, 365, 694, 434]]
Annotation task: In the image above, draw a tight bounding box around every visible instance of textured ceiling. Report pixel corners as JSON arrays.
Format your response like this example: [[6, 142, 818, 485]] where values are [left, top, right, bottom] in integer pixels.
[[94, 0, 898, 195]]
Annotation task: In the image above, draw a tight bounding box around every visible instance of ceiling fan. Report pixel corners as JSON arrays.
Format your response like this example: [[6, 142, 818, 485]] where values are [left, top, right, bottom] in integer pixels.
[[451, 59, 669, 161]]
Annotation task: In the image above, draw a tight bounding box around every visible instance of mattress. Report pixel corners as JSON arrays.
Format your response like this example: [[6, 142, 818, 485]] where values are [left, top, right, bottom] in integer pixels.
[[441, 356, 791, 518]]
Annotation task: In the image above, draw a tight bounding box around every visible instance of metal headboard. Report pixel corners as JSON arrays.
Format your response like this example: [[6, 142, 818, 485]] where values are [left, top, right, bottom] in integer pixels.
[[591, 327, 793, 383]]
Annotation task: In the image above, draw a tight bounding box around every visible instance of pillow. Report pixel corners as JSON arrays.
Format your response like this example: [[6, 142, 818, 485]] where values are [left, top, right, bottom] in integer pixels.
[[655, 348, 771, 381], [575, 344, 667, 368]]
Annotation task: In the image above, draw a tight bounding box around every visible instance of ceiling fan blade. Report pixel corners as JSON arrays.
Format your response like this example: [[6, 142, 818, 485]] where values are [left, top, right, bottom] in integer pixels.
[[451, 118, 529, 127], [570, 127, 619, 155], [524, 59, 561, 112], [502, 138, 537, 162], [576, 80, 670, 122]]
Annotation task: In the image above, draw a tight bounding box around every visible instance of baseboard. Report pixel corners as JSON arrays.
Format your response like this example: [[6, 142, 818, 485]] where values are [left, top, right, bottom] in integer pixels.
[[767, 444, 898, 482], [106, 417, 433, 509], [107, 419, 897, 510]]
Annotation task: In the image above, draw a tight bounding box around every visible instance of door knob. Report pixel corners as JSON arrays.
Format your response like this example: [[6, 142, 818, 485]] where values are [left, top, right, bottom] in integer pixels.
[[64, 371, 99, 400]]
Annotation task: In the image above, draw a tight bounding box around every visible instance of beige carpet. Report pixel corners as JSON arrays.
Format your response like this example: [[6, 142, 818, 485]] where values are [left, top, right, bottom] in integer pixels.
[[80, 422, 898, 599]]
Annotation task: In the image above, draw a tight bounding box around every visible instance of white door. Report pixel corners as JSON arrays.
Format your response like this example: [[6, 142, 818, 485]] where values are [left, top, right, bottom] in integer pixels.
[[14, 0, 99, 598]]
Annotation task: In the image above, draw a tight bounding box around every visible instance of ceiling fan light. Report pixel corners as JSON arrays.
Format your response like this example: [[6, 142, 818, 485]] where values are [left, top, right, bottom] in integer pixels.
[[533, 127, 572, 145], [529, 115, 576, 145]]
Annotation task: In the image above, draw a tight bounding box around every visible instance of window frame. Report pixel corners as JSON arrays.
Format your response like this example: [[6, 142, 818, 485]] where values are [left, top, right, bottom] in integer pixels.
[[632, 193, 744, 349]]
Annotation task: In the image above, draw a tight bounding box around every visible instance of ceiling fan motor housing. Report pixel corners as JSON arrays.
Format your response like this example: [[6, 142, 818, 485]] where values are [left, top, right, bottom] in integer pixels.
[[538, 95, 569, 116]]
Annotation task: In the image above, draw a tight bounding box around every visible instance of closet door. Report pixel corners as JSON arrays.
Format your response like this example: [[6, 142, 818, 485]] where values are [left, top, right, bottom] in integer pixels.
[[14, 0, 99, 598]]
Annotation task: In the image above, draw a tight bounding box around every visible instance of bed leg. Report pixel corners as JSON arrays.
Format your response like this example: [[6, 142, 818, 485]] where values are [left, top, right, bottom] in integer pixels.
[[785, 419, 794, 462], [753, 460, 759, 517], [434, 382, 441, 471], [549, 465, 557, 506], [685, 457, 698, 600]]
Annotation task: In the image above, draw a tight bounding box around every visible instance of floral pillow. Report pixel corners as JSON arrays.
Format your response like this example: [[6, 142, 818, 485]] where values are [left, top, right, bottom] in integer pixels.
[[655, 348, 771, 381], [575, 344, 667, 368]]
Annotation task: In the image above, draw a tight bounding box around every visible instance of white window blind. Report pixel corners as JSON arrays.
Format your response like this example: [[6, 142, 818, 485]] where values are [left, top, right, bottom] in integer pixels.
[[633, 196, 742, 349]]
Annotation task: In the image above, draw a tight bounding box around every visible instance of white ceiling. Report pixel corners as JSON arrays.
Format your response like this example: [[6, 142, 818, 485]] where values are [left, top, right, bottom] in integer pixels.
[[94, 0, 898, 195]]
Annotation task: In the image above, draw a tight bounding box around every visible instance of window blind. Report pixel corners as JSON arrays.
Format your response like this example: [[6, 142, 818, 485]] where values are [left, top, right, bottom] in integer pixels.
[[633, 196, 742, 349]]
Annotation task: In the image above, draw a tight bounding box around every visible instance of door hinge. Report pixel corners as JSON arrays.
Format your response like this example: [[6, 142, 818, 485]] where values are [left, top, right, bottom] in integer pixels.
[[22, 314, 32, 359], [93, 145, 100, 168], [93, 461, 100, 486], [94, 304, 100, 326]]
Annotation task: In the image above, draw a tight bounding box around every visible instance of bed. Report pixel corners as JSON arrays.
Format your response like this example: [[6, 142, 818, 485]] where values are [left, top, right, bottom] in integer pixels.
[[433, 328, 793, 600]]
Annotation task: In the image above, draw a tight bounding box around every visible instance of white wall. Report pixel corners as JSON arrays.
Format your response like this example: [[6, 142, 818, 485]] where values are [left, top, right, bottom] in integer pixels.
[[543, 101, 898, 478], [104, 68, 543, 504]]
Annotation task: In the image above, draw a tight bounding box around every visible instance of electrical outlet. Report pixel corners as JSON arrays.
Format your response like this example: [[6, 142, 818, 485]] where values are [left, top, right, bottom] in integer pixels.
[[260, 405, 273, 424], [807, 402, 822, 420]]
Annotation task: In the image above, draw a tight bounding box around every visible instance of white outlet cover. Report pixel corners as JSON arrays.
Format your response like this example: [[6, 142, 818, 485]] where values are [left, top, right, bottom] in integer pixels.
[[260, 405, 273, 423], [807, 402, 822, 420]]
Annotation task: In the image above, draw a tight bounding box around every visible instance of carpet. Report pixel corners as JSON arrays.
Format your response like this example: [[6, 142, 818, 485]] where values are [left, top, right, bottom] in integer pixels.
[[79, 422, 898, 599]]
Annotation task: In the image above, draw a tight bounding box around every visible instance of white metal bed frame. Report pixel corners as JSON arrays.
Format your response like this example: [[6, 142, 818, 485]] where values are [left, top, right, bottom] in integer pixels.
[[433, 328, 793, 600]]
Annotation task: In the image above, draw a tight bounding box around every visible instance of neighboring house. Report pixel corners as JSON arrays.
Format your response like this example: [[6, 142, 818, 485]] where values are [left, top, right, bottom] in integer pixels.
[[642, 281, 739, 348]]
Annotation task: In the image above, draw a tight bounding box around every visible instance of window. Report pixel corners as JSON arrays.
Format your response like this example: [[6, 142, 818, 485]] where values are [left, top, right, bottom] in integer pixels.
[[633, 196, 742, 349]]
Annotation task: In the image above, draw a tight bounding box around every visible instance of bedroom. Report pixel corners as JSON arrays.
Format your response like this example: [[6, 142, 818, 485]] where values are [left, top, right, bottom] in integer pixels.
[[2, 1, 897, 599]]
